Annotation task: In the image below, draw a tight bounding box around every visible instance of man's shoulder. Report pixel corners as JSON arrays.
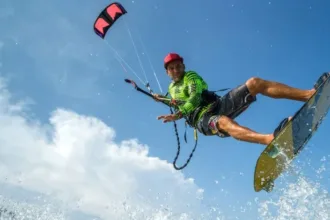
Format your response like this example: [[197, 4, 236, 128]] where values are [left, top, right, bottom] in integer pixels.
[[168, 71, 203, 89], [184, 70, 203, 81], [185, 70, 199, 76]]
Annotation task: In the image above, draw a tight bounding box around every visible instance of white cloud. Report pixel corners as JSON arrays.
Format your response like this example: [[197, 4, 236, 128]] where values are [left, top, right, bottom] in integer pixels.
[[0, 77, 209, 219]]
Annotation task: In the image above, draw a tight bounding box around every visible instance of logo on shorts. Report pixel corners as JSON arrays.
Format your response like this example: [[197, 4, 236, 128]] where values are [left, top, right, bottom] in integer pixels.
[[208, 116, 218, 134]]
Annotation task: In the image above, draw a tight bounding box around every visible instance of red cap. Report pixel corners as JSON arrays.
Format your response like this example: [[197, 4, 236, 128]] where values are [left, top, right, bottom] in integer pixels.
[[164, 53, 183, 69]]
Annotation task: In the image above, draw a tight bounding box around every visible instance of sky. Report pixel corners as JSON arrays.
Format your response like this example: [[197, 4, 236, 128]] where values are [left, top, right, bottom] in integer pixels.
[[1, 0, 330, 219]]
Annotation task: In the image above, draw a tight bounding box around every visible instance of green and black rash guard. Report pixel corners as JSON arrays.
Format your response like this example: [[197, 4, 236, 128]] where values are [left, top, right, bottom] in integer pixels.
[[165, 71, 211, 125]]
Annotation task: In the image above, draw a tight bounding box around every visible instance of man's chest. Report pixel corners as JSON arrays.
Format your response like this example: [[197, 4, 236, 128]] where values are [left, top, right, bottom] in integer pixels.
[[170, 83, 190, 100]]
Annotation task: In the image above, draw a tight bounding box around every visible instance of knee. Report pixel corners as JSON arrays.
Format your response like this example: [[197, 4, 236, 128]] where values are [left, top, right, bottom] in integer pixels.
[[245, 77, 264, 95], [217, 115, 238, 133]]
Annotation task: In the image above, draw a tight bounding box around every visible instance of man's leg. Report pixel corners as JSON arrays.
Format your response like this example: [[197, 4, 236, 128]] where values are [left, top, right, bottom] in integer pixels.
[[212, 73, 329, 145], [215, 75, 315, 145], [205, 82, 273, 145], [245, 77, 315, 102], [215, 115, 274, 145]]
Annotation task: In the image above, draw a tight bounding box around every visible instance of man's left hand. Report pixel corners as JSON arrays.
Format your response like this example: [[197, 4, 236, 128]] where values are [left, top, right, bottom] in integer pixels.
[[157, 114, 178, 123]]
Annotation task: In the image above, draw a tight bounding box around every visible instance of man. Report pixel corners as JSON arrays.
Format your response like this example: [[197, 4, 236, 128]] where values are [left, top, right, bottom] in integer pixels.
[[153, 52, 329, 146]]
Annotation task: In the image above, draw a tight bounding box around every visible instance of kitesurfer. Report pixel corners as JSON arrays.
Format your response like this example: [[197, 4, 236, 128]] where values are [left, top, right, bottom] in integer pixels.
[[153, 52, 329, 145]]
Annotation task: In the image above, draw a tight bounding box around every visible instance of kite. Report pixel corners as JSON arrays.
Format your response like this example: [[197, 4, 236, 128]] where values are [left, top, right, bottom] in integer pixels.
[[93, 2, 127, 39]]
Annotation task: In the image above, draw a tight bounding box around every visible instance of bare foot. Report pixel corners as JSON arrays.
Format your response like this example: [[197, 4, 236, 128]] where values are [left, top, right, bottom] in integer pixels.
[[265, 134, 275, 145], [306, 89, 316, 101]]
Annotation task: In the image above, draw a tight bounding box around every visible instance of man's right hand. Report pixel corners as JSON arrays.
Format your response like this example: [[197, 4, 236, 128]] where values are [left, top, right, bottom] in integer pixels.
[[152, 94, 164, 102]]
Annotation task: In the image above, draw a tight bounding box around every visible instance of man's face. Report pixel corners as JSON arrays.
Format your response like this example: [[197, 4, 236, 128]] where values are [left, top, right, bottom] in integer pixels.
[[166, 60, 185, 82]]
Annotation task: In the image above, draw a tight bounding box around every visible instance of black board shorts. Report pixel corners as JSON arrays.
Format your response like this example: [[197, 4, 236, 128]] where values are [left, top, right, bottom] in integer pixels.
[[196, 83, 257, 137]]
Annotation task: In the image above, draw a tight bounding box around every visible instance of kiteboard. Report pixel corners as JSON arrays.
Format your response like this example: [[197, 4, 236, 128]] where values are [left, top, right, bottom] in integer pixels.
[[254, 72, 330, 192]]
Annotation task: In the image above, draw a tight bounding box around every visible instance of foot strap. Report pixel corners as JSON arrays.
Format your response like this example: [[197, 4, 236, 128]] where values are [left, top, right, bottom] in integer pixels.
[[273, 117, 290, 137], [314, 72, 330, 89]]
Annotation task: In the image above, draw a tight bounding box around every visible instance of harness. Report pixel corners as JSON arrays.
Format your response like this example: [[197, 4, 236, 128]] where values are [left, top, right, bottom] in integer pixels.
[[185, 89, 226, 126]]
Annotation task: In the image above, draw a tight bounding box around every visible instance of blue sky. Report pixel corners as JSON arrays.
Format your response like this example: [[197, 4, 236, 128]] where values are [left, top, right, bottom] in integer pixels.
[[1, 0, 330, 219]]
